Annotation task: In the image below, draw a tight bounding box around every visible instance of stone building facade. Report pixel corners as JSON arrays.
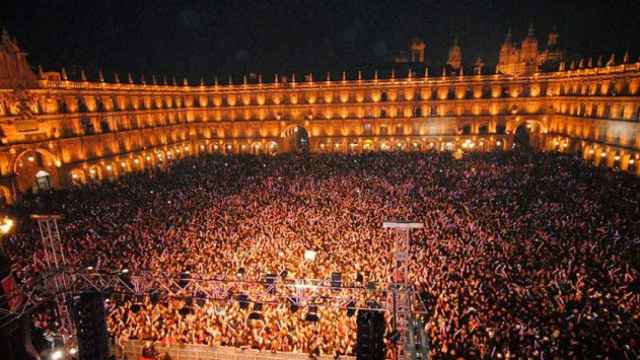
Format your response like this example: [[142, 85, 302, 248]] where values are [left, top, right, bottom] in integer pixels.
[[0, 30, 639, 203]]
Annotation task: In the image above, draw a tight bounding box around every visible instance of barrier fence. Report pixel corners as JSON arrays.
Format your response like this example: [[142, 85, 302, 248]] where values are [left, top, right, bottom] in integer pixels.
[[121, 340, 357, 360]]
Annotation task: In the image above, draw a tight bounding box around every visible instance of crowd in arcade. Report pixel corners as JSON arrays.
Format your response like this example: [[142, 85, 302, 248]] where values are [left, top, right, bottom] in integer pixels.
[[5, 151, 640, 359]]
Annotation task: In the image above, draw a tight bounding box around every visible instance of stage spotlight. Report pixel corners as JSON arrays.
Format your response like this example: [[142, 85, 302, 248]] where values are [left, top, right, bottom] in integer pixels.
[[367, 281, 377, 290], [264, 273, 276, 295], [195, 291, 206, 307], [179, 305, 192, 317], [280, 269, 288, 279], [331, 272, 342, 289], [388, 330, 401, 344], [179, 271, 190, 288], [248, 302, 264, 321], [305, 305, 319, 322], [68, 346, 78, 356], [346, 300, 357, 317], [238, 293, 250, 309], [130, 303, 141, 314], [288, 296, 299, 313], [149, 290, 160, 305]]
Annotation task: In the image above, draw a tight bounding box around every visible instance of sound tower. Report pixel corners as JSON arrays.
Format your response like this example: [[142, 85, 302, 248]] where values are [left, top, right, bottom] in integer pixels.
[[68, 291, 109, 360], [356, 309, 385, 360]]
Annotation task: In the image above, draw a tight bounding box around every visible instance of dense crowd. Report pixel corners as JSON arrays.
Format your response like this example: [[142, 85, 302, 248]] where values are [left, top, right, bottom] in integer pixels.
[[6, 151, 640, 359]]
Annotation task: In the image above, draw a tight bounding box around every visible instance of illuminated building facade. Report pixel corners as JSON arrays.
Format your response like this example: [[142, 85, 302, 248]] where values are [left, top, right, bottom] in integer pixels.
[[0, 29, 639, 203]]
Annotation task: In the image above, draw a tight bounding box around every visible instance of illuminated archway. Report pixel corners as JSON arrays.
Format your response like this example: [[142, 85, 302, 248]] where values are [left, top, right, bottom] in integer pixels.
[[281, 125, 309, 153], [0, 185, 13, 205], [69, 168, 87, 185], [13, 148, 60, 193], [87, 165, 102, 182], [35, 170, 51, 191]]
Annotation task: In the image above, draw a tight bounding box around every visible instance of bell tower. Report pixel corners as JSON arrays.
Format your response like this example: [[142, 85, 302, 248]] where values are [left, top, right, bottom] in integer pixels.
[[409, 38, 426, 63]]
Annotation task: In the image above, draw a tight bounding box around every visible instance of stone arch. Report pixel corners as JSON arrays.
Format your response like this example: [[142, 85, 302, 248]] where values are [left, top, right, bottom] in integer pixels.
[[394, 141, 407, 151], [410, 140, 423, 151], [132, 156, 145, 171], [251, 141, 264, 155], [13, 147, 59, 175], [13, 148, 61, 193], [280, 125, 309, 153], [69, 168, 87, 185], [362, 139, 375, 152], [87, 164, 103, 182], [117, 159, 131, 174], [267, 141, 279, 155], [0, 185, 13, 205]]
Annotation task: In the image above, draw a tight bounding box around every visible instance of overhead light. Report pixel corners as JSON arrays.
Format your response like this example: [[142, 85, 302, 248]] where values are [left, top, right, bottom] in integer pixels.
[[0, 217, 15, 235], [305, 305, 319, 322], [50, 349, 64, 360]]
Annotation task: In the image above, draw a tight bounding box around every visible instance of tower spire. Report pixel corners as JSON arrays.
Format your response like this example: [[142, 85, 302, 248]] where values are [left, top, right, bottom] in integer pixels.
[[80, 69, 87, 82], [127, 72, 133, 84], [505, 27, 512, 42], [98, 69, 105, 82]]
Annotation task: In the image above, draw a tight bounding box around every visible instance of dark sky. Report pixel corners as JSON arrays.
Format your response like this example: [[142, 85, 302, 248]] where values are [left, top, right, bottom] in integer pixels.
[[1, 0, 639, 82]]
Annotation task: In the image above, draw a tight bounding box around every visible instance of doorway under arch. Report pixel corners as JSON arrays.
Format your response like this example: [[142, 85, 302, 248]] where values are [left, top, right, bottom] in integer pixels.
[[514, 124, 531, 150], [35, 170, 51, 191], [281, 126, 309, 153], [13, 148, 60, 193]]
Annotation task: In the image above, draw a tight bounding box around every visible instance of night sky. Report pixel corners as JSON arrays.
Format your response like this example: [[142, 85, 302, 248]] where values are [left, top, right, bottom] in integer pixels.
[[1, 0, 639, 82]]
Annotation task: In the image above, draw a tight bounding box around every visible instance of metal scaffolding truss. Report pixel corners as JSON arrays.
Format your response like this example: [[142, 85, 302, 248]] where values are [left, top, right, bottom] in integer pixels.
[[1, 267, 425, 325]]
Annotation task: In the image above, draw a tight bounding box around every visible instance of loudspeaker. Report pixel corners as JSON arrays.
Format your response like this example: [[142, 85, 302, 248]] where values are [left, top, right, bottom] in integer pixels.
[[331, 272, 342, 289], [356, 310, 385, 360], [68, 292, 109, 360]]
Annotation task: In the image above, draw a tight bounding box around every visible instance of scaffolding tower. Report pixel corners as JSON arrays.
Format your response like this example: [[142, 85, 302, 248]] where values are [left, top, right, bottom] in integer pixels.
[[383, 221, 423, 360], [31, 215, 75, 341]]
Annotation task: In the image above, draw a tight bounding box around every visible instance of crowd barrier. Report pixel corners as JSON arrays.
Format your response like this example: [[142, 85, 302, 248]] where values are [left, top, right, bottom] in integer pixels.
[[121, 340, 357, 360]]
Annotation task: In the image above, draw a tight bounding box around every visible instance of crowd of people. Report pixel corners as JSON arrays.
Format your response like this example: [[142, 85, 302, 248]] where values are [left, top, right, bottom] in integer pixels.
[[5, 150, 640, 359]]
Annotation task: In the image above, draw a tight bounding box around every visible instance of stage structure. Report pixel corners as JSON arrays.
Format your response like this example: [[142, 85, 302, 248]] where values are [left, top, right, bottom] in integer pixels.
[[0, 217, 430, 358]]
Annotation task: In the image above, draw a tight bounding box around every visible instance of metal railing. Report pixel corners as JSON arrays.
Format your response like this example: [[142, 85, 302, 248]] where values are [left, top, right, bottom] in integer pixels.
[[121, 340, 356, 360]]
